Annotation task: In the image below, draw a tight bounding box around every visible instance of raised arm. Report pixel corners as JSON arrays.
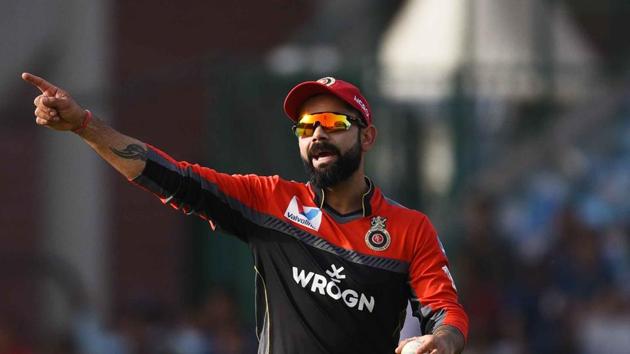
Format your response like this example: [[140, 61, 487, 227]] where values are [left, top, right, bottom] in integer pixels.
[[22, 72, 146, 179]]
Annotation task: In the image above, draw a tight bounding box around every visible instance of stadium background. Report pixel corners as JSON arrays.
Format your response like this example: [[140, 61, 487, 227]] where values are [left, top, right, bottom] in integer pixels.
[[1, 0, 629, 353]]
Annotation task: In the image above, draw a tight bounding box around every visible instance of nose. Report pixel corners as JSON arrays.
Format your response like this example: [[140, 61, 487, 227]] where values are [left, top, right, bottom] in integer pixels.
[[311, 123, 329, 141]]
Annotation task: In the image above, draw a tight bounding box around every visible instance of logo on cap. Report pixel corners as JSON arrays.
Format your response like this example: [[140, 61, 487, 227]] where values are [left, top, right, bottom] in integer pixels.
[[317, 77, 336, 87], [353, 95, 369, 118]]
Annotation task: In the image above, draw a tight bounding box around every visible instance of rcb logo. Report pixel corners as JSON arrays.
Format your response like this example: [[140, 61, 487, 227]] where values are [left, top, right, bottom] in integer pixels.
[[365, 216, 391, 251]]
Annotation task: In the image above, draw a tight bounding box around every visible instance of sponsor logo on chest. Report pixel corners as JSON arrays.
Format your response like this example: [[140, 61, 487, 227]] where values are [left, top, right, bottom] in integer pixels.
[[292, 264, 375, 313], [284, 196, 322, 231]]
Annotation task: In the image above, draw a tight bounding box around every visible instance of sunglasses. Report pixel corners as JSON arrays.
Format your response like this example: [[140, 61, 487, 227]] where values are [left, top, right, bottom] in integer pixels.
[[292, 112, 364, 137]]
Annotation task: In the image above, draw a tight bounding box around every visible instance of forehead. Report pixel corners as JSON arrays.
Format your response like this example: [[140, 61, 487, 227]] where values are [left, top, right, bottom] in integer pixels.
[[298, 94, 355, 116]]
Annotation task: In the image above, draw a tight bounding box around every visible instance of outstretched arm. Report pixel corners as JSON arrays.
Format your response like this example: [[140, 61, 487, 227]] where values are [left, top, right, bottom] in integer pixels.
[[22, 72, 147, 179], [23, 72, 278, 238]]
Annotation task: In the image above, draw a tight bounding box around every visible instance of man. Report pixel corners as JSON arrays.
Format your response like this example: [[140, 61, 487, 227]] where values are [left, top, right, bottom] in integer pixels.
[[23, 72, 468, 354]]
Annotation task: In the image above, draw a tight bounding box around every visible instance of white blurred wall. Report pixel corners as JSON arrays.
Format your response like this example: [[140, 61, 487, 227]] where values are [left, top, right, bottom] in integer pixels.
[[379, 0, 598, 101]]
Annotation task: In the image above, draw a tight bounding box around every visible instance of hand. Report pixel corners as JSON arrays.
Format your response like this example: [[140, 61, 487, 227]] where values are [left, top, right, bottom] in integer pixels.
[[22, 72, 87, 131], [395, 332, 460, 354], [396, 335, 436, 354]]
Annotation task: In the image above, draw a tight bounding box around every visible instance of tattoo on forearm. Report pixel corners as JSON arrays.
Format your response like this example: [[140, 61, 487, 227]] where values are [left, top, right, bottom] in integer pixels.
[[433, 325, 462, 338], [433, 325, 465, 352], [110, 144, 148, 161]]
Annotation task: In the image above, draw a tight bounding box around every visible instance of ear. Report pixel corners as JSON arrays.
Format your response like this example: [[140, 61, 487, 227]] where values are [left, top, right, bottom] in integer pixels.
[[360, 125, 377, 152]]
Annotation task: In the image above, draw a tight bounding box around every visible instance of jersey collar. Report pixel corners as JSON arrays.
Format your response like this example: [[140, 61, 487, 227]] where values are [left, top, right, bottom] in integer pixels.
[[308, 176, 376, 217]]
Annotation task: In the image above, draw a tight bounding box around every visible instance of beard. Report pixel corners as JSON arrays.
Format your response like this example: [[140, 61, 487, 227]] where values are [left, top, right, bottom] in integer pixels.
[[302, 135, 362, 189]]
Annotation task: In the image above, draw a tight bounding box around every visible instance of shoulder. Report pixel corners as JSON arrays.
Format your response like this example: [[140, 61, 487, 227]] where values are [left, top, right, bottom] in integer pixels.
[[378, 194, 431, 228], [371, 194, 439, 262], [240, 175, 313, 201], [270, 177, 310, 193]]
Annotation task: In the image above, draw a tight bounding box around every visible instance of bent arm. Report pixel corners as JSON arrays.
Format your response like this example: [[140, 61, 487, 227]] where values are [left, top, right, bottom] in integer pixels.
[[403, 216, 468, 353]]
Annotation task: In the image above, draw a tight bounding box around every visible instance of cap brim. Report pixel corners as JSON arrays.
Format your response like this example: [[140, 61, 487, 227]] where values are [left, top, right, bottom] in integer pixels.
[[283, 81, 338, 122]]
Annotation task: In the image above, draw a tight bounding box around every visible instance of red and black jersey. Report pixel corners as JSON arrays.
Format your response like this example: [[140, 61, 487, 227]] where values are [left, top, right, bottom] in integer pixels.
[[132, 145, 469, 354]]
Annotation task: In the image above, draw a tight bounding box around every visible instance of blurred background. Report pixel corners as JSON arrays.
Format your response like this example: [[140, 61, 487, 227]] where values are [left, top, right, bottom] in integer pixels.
[[2, 0, 629, 353]]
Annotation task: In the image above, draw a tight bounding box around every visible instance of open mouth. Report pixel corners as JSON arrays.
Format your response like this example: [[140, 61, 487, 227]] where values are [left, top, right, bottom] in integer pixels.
[[312, 151, 337, 161], [308, 142, 341, 165]]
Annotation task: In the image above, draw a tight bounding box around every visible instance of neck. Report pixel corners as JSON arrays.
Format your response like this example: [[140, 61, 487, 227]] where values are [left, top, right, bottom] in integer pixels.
[[321, 171, 368, 215]]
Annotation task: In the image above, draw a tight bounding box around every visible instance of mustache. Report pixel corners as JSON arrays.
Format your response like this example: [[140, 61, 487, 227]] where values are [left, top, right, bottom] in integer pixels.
[[308, 142, 341, 159]]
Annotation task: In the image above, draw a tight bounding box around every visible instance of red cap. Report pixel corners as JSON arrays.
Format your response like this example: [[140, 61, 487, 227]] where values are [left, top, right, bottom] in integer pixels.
[[283, 77, 372, 126]]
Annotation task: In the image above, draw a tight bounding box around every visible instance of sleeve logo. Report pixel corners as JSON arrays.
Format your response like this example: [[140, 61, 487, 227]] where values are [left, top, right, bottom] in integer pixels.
[[442, 265, 457, 291]]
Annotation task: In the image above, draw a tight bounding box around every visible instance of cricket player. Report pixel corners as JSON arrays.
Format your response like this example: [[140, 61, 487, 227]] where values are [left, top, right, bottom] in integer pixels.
[[23, 72, 468, 354]]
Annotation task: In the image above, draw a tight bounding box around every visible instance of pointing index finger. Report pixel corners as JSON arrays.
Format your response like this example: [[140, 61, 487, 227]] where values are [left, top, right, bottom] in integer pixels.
[[21, 72, 58, 95]]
